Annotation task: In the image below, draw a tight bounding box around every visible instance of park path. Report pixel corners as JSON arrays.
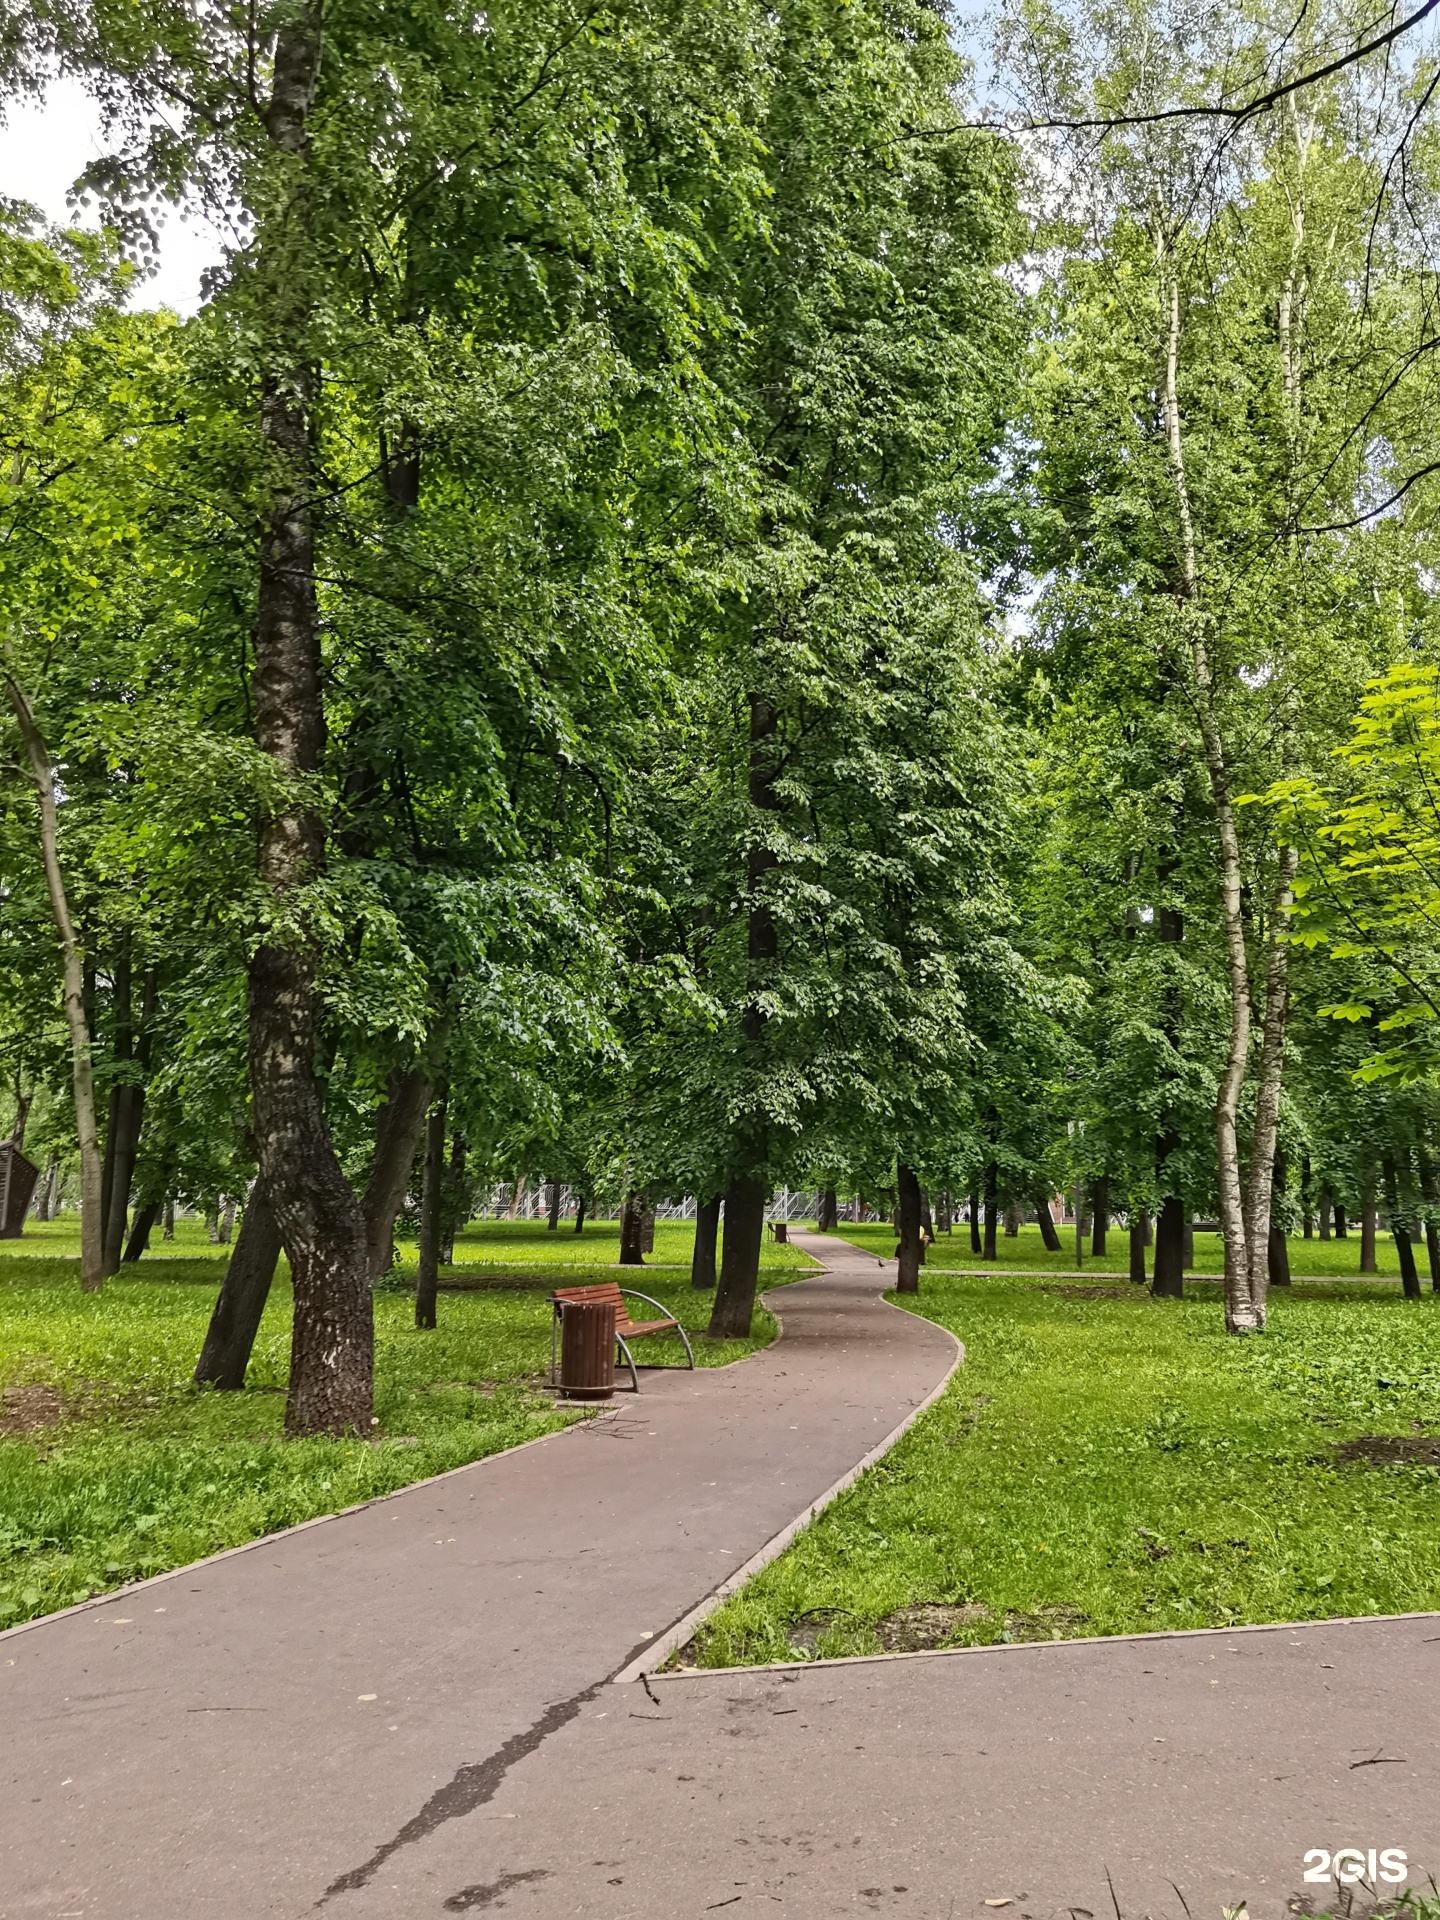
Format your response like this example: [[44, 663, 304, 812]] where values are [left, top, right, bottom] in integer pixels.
[[1, 1231, 959, 1920]]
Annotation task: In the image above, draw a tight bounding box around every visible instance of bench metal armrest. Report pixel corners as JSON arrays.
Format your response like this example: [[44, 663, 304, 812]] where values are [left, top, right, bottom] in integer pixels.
[[617, 1289, 695, 1370]]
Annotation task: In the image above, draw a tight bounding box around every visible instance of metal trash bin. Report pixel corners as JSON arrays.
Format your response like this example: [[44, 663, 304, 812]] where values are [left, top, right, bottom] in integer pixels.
[[557, 1298, 616, 1400]]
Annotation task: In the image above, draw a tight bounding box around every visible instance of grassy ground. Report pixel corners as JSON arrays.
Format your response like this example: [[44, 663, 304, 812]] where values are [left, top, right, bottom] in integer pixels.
[[0, 1216, 809, 1629], [819, 1218, 1430, 1281], [688, 1246, 1440, 1667]]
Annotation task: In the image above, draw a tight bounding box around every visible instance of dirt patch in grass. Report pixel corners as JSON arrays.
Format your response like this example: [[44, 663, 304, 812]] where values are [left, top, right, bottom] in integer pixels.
[[0, 1385, 64, 1435], [874, 1602, 992, 1651], [1336, 1434, 1440, 1468]]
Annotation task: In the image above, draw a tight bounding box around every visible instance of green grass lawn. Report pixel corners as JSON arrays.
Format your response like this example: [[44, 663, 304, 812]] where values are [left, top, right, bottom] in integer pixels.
[[688, 1253, 1440, 1668], [823, 1218, 1431, 1282], [0, 1216, 810, 1629]]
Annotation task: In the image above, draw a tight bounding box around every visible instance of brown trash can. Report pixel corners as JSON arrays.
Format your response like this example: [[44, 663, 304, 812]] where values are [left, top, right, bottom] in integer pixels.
[[558, 1298, 616, 1400], [0, 1143, 38, 1239], [772, 1220, 788, 1243]]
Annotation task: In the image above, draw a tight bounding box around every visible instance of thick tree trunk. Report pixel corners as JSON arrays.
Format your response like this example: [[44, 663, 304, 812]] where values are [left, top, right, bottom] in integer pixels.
[[1004, 1204, 1020, 1238], [162, 1195, 174, 1240], [217, 1195, 236, 1244], [896, 1162, 922, 1294], [1034, 1193, 1061, 1253], [123, 1199, 163, 1263], [573, 1194, 588, 1235], [1360, 1185, 1377, 1274], [1383, 1155, 1421, 1301], [1334, 1202, 1348, 1238], [415, 1096, 447, 1330], [1129, 1209, 1149, 1284], [709, 1175, 766, 1337], [982, 1163, 998, 1261], [194, 1184, 283, 1389], [619, 1190, 646, 1265], [691, 1194, 720, 1288], [816, 1187, 837, 1232], [361, 1066, 430, 1284], [1152, 1194, 1185, 1298], [546, 1182, 561, 1232], [1318, 1183, 1332, 1238], [247, 13, 373, 1438], [1090, 1176, 1109, 1255], [1419, 1148, 1440, 1290], [5, 672, 104, 1291], [441, 1131, 466, 1265], [969, 1188, 981, 1254]]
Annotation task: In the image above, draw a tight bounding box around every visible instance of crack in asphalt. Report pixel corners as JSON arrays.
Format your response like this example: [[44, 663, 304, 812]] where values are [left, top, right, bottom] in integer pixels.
[[316, 1680, 606, 1905]]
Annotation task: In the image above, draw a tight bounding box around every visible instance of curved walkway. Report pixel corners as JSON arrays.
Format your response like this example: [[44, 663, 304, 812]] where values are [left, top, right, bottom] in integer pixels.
[[2, 1232, 958, 1919]]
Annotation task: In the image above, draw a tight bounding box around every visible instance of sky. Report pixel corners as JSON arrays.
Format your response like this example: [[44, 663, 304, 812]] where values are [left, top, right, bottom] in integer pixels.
[[0, 75, 226, 314]]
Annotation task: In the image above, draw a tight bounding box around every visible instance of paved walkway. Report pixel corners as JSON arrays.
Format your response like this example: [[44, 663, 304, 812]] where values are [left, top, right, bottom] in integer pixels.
[[2, 1232, 957, 1919]]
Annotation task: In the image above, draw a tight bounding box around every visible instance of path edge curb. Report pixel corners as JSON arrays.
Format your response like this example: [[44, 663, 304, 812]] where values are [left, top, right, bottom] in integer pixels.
[[644, 1605, 1440, 1684], [612, 1250, 964, 1685]]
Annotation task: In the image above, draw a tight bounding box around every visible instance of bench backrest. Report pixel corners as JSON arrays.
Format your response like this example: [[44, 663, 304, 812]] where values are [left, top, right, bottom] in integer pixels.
[[553, 1281, 631, 1331]]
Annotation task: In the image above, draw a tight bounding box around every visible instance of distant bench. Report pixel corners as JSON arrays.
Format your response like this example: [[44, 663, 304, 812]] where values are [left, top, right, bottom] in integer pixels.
[[550, 1282, 696, 1392]]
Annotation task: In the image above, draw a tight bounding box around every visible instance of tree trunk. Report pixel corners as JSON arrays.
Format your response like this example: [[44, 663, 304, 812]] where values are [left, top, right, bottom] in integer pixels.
[[1301, 1153, 1313, 1238], [817, 1187, 837, 1232], [362, 1066, 431, 1284], [619, 1190, 646, 1266], [1267, 1153, 1291, 1286], [441, 1130, 466, 1265], [415, 1095, 447, 1330], [1242, 847, 1299, 1324], [123, 1199, 163, 1263], [1318, 1182, 1332, 1239], [1034, 1193, 1061, 1253], [573, 1194, 588, 1235], [217, 1194, 236, 1244], [1360, 1185, 1377, 1274], [982, 1162, 998, 1261], [896, 1162, 922, 1294], [1334, 1202, 1348, 1239], [1152, 1194, 1185, 1298], [708, 1175, 766, 1338], [1382, 1154, 1420, 1301], [1182, 1215, 1194, 1269], [246, 11, 373, 1438], [1003, 1203, 1020, 1238], [7, 1082, 31, 1152], [206, 1203, 221, 1243], [546, 1182, 561, 1231], [1090, 1175, 1109, 1255], [506, 1176, 526, 1220], [691, 1194, 720, 1288], [1418, 1148, 1440, 1291], [162, 1196, 174, 1240], [5, 672, 104, 1291], [969, 1187, 981, 1254], [1159, 261, 1259, 1332], [194, 1184, 283, 1389], [36, 1150, 59, 1221], [1129, 1209, 1149, 1284]]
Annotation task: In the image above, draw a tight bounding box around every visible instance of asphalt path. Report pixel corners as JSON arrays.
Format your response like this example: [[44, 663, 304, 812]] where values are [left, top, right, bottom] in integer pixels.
[[3, 1231, 957, 1918]]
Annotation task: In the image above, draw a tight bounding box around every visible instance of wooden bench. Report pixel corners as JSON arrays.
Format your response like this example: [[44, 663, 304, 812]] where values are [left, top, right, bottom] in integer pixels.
[[550, 1282, 695, 1393]]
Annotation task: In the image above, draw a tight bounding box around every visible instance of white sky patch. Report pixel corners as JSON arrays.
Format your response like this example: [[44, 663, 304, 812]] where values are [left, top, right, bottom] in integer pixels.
[[0, 75, 226, 315]]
